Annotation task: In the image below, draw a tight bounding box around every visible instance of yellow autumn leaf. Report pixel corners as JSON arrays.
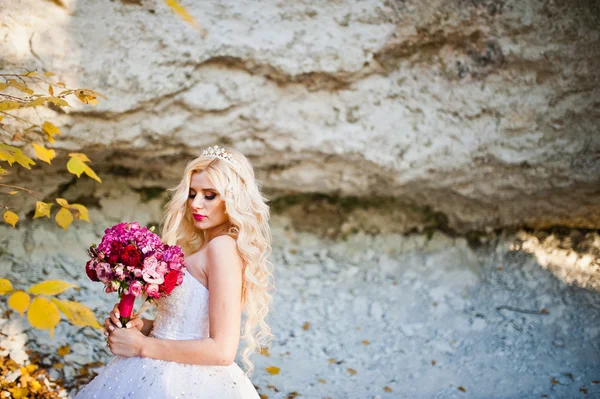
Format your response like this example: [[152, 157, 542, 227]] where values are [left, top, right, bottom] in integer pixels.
[[58, 89, 74, 96], [29, 380, 42, 392], [13, 151, 35, 169], [0, 166, 5, 175], [48, 84, 54, 96], [0, 100, 22, 111], [21, 71, 39, 77], [28, 280, 77, 296], [0, 278, 13, 294], [32, 143, 56, 164], [44, 71, 55, 77], [68, 152, 91, 162], [384, 386, 393, 392], [33, 201, 53, 219], [265, 366, 280, 375], [47, 97, 69, 107], [258, 347, 271, 357], [55, 197, 70, 207], [74, 89, 107, 106], [362, 340, 370, 345], [51, 298, 101, 328], [0, 82, 8, 90], [67, 154, 101, 182], [55, 207, 74, 229], [27, 97, 47, 107], [42, 121, 61, 143], [27, 297, 61, 337], [4, 210, 18, 227], [302, 321, 310, 330], [57, 345, 70, 356], [0, 115, 3, 122], [163, 0, 207, 37], [8, 291, 31, 316], [9, 79, 34, 95], [347, 368, 357, 375], [71, 203, 90, 221], [318, 378, 326, 384], [8, 191, 18, 195], [8, 387, 29, 399]]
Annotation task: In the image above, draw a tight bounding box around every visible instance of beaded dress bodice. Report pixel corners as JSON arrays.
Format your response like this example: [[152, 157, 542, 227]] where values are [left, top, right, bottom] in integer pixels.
[[150, 272, 210, 340]]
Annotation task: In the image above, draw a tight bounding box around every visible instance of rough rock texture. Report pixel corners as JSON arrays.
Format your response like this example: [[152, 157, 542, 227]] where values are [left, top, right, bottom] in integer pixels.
[[1, 209, 599, 398], [1, 0, 599, 233]]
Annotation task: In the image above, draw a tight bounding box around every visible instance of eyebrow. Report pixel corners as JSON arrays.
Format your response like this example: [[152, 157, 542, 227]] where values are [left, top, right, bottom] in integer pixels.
[[189, 187, 217, 192]]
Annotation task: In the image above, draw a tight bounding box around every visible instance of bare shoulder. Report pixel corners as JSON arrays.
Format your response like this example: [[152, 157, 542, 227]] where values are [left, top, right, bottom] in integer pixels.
[[207, 234, 238, 252], [206, 235, 243, 271]]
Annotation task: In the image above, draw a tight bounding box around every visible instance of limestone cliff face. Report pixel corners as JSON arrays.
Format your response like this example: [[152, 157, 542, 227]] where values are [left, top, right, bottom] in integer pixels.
[[1, 0, 599, 233]]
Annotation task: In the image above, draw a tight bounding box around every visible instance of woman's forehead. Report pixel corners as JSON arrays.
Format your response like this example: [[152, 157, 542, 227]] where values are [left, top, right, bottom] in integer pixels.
[[190, 171, 214, 189]]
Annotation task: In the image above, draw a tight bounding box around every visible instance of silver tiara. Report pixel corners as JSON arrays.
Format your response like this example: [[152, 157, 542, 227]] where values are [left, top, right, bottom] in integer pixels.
[[202, 145, 237, 166]]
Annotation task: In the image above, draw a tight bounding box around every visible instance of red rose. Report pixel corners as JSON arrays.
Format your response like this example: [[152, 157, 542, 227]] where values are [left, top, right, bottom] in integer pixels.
[[161, 270, 179, 295], [85, 260, 99, 282], [109, 242, 124, 264], [120, 244, 141, 267]]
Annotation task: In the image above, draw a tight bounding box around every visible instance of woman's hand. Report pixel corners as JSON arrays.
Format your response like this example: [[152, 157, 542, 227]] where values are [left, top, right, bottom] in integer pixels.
[[103, 304, 144, 336], [107, 327, 146, 357]]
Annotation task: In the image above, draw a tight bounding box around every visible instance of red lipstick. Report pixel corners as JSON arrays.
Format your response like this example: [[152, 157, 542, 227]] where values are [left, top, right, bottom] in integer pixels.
[[193, 214, 206, 221]]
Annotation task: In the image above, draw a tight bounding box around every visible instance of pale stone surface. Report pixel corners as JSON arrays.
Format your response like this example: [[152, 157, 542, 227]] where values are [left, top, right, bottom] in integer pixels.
[[0, 0, 599, 232]]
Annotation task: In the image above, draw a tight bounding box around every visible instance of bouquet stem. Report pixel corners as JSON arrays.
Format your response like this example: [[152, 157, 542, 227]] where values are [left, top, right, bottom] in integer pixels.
[[118, 293, 136, 327]]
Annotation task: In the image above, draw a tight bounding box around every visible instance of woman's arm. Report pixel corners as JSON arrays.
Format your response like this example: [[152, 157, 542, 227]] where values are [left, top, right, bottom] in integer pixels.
[[108, 235, 244, 365], [139, 318, 155, 336]]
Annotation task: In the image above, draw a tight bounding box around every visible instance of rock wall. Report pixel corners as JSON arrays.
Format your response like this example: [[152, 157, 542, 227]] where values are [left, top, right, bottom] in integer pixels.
[[1, 0, 599, 233]]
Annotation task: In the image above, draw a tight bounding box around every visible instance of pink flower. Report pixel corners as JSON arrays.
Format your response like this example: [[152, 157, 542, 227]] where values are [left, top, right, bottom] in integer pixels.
[[95, 262, 113, 283], [156, 261, 168, 275], [114, 264, 126, 281], [142, 256, 165, 284], [129, 280, 143, 297], [145, 283, 161, 298], [176, 271, 184, 285], [133, 268, 143, 278]]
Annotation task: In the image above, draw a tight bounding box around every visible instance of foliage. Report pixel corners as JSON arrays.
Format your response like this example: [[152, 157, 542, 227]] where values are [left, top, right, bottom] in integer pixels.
[[0, 71, 105, 229], [0, 357, 65, 398], [163, 0, 207, 37], [0, 278, 101, 337]]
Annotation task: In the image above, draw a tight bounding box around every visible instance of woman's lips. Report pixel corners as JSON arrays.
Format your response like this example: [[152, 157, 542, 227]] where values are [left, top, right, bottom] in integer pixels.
[[193, 214, 206, 220]]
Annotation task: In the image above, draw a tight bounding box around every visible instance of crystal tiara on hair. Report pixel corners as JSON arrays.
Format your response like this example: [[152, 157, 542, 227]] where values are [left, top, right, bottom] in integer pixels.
[[202, 145, 237, 165]]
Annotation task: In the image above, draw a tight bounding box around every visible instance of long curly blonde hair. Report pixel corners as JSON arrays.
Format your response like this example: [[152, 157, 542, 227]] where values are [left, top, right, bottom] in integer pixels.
[[161, 147, 274, 376]]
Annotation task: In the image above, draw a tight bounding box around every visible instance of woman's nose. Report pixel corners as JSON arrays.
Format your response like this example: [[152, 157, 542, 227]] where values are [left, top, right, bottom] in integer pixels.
[[192, 197, 203, 209]]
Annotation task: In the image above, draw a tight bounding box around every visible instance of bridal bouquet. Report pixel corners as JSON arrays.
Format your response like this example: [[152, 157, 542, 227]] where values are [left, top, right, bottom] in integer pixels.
[[85, 222, 186, 326]]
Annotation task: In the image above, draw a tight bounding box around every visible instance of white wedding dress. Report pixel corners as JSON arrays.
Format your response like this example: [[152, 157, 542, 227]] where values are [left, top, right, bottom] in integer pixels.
[[74, 272, 260, 399]]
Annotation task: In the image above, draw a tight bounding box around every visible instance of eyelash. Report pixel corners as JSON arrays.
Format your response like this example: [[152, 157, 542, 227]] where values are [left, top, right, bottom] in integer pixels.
[[188, 194, 216, 200]]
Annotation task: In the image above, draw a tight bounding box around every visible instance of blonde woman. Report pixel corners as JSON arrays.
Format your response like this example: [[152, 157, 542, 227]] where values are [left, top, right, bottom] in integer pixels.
[[75, 145, 274, 398]]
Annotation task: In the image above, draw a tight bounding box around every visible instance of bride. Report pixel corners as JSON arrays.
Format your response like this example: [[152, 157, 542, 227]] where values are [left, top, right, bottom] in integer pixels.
[[74, 145, 274, 398]]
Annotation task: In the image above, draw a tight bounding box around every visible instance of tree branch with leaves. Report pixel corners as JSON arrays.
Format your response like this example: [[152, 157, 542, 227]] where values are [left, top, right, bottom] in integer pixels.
[[0, 71, 105, 229]]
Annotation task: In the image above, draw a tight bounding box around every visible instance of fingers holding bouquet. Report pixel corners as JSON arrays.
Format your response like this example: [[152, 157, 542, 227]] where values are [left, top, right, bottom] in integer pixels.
[[104, 304, 144, 337], [106, 322, 146, 357], [87, 222, 187, 353]]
